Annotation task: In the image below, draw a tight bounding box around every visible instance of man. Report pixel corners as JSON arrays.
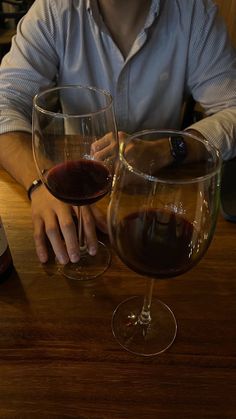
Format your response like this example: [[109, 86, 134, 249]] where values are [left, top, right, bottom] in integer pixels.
[[0, 0, 236, 266]]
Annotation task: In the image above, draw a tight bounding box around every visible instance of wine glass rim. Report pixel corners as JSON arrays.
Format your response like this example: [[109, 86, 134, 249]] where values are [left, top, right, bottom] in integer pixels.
[[33, 84, 113, 117], [120, 129, 222, 184]]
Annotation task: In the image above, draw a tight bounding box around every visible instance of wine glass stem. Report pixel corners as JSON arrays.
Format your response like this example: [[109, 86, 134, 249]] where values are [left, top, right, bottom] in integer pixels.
[[79, 206, 87, 254], [138, 278, 155, 325]]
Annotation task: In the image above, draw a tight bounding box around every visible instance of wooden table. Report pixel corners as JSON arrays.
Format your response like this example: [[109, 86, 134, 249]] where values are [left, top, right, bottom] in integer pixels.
[[0, 168, 236, 419]]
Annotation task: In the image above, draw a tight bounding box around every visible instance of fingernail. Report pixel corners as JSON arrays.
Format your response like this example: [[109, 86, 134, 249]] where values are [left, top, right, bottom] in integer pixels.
[[88, 246, 97, 256], [58, 254, 69, 265], [39, 253, 48, 263], [70, 253, 80, 263]]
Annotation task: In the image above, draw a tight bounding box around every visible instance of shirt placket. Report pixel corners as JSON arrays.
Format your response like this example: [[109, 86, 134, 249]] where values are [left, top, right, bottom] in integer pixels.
[[115, 65, 130, 132], [114, 30, 149, 132]]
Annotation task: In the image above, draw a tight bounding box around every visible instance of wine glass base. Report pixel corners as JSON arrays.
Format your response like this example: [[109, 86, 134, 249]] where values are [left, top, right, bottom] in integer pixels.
[[60, 241, 111, 280], [43, 241, 111, 280], [112, 296, 177, 356]]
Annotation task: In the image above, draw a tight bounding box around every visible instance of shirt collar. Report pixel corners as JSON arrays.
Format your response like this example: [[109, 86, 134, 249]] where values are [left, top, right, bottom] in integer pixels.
[[86, 0, 107, 32], [86, 0, 161, 29], [146, 0, 161, 24]]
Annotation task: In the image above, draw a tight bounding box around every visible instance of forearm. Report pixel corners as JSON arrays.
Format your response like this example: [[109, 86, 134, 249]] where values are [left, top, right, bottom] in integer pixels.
[[0, 131, 39, 191]]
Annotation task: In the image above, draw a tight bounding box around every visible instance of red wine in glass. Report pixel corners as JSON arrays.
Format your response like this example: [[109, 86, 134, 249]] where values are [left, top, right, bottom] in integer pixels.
[[45, 160, 112, 206], [115, 209, 207, 279]]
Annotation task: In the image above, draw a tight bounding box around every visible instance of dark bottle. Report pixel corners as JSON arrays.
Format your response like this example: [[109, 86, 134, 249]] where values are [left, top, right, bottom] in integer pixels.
[[0, 216, 13, 280]]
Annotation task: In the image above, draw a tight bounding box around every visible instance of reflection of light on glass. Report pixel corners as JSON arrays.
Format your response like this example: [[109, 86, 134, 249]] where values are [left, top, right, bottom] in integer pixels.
[[203, 199, 209, 210], [164, 201, 186, 215], [188, 241, 193, 258]]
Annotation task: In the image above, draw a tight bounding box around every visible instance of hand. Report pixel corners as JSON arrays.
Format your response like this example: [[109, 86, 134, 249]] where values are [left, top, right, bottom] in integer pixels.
[[91, 130, 174, 174], [118, 131, 172, 174], [90, 131, 118, 163], [30, 185, 108, 264], [118, 130, 207, 173]]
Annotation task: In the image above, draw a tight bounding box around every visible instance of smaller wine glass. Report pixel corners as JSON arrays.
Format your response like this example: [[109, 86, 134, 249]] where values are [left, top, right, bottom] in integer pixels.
[[32, 85, 118, 280], [108, 129, 221, 356]]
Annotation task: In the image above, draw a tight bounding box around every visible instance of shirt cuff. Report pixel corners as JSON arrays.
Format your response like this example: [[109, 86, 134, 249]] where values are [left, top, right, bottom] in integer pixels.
[[187, 108, 236, 161], [0, 109, 32, 135]]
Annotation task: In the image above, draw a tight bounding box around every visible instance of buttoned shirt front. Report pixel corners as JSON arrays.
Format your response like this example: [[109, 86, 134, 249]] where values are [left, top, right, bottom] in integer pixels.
[[0, 0, 236, 159]]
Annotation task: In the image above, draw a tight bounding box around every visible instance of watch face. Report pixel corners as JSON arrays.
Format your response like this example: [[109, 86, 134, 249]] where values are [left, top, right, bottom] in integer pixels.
[[169, 136, 187, 162]]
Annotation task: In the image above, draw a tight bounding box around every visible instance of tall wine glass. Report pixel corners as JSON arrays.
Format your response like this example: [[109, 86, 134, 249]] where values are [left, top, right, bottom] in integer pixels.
[[32, 85, 118, 280], [108, 129, 221, 356]]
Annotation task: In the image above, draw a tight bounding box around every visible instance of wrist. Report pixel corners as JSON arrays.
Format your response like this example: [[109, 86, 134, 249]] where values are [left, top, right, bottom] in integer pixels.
[[27, 179, 43, 200], [184, 129, 207, 162]]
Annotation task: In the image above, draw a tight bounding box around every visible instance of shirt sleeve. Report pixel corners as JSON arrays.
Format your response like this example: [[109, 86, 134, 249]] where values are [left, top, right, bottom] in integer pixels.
[[0, 0, 62, 135], [186, 0, 236, 160]]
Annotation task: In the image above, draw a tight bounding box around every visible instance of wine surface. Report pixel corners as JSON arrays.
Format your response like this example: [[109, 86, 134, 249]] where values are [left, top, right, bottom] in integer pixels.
[[46, 159, 111, 206], [115, 209, 206, 278]]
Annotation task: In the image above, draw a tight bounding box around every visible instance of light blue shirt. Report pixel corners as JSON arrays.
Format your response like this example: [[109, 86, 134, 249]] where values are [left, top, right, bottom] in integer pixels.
[[0, 0, 236, 159]]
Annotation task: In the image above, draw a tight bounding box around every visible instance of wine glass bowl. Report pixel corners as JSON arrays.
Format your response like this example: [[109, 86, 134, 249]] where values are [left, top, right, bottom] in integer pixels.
[[33, 85, 117, 280], [108, 129, 221, 356]]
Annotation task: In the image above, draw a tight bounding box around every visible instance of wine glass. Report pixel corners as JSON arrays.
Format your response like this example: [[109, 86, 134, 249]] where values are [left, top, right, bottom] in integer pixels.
[[107, 129, 221, 356], [32, 85, 118, 280]]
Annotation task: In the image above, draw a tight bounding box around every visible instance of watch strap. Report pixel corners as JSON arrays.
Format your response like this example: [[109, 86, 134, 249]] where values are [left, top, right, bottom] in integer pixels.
[[27, 179, 43, 200]]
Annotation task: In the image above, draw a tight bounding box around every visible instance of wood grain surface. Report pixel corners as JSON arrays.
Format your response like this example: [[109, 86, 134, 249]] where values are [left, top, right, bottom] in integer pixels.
[[0, 168, 236, 418]]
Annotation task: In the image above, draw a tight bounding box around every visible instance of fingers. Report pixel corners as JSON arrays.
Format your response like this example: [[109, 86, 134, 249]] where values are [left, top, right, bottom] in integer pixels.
[[93, 143, 115, 161], [31, 190, 79, 265], [57, 208, 80, 263], [31, 175, 110, 266], [32, 192, 101, 264], [33, 217, 49, 263], [81, 206, 98, 256], [34, 210, 80, 265], [91, 132, 117, 162], [33, 211, 71, 265], [78, 205, 108, 256], [90, 204, 108, 233], [91, 134, 111, 154]]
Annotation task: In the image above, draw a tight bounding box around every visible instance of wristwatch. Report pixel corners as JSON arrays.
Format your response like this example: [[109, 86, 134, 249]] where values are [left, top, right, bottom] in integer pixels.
[[169, 135, 187, 163]]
